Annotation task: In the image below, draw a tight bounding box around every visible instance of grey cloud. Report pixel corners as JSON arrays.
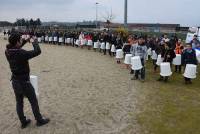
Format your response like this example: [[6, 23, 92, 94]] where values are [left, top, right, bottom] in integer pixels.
[[0, 0, 199, 26]]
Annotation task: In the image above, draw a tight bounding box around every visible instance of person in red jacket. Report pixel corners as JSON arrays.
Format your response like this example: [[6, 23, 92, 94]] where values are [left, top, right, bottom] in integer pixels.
[[85, 33, 93, 50], [174, 39, 184, 73]]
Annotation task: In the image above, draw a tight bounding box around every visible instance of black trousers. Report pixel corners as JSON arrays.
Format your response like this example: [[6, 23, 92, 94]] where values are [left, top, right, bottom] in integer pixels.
[[135, 59, 145, 80], [152, 60, 158, 71], [72, 38, 75, 47], [104, 49, 107, 55], [12, 80, 42, 124], [184, 77, 191, 82], [175, 65, 182, 72]]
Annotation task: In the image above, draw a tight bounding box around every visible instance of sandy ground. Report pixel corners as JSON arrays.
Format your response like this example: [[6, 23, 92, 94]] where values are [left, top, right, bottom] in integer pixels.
[[0, 36, 142, 134]]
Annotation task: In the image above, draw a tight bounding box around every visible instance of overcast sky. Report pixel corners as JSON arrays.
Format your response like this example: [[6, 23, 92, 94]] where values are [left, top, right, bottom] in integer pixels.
[[0, 0, 199, 26]]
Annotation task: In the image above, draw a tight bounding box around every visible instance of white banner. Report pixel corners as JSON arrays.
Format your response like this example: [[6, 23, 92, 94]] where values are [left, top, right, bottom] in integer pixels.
[[198, 28, 200, 36], [196, 49, 200, 63], [185, 33, 194, 43]]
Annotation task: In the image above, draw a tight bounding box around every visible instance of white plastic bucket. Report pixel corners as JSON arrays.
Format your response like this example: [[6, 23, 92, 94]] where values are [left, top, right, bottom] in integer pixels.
[[67, 38, 71, 44], [45, 36, 49, 41], [147, 48, 152, 56], [183, 64, 197, 79], [151, 50, 158, 60], [37, 37, 41, 43], [131, 56, 143, 70], [106, 42, 110, 50], [70, 38, 73, 44], [124, 54, 132, 65], [54, 37, 57, 42], [94, 42, 99, 48], [41, 36, 44, 41], [64, 38, 67, 43], [101, 43, 106, 49], [173, 54, 182, 65], [111, 44, 116, 52], [156, 55, 163, 66], [87, 40, 93, 46], [49, 37, 52, 41], [81, 39, 86, 46], [30, 75, 39, 96], [146, 54, 149, 61], [116, 49, 124, 59], [59, 37, 63, 43], [75, 40, 80, 45], [160, 62, 172, 76]]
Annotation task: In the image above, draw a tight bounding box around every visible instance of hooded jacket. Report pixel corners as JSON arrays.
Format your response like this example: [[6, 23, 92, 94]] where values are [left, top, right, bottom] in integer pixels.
[[130, 43, 147, 60], [182, 49, 197, 65]]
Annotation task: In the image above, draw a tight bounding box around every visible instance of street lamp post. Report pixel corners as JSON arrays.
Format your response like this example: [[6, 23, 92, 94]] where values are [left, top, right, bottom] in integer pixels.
[[95, 2, 99, 28], [124, 0, 128, 28]]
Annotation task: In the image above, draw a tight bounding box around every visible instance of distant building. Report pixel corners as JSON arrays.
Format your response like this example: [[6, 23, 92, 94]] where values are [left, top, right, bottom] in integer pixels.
[[0, 21, 13, 27], [128, 23, 180, 33], [176, 26, 189, 34], [1, 20, 192, 34], [0, 21, 13, 32], [101, 22, 181, 33], [76, 21, 98, 29]]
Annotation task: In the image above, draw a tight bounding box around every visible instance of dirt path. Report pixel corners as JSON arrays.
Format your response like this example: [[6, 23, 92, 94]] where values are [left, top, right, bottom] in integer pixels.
[[0, 37, 141, 134]]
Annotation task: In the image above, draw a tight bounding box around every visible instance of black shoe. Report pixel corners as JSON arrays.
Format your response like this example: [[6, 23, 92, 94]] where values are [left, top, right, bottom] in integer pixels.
[[164, 78, 168, 82], [157, 78, 163, 81], [36, 118, 50, 127], [131, 76, 138, 80], [21, 119, 31, 129], [130, 70, 134, 74], [188, 81, 192, 84], [185, 81, 189, 84]]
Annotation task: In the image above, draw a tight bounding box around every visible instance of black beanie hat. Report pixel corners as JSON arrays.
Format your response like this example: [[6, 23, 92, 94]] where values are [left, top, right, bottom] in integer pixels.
[[8, 32, 21, 47]]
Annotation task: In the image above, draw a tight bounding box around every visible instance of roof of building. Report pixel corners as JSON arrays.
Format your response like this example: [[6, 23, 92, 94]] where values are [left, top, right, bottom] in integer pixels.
[[127, 23, 180, 28]]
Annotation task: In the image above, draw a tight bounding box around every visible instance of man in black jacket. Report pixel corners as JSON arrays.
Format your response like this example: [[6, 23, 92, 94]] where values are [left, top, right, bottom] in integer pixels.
[[5, 33, 50, 129]]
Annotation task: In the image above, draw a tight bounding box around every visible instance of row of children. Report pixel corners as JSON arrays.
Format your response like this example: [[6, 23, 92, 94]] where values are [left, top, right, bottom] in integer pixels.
[[125, 34, 199, 84], [19, 31, 200, 84]]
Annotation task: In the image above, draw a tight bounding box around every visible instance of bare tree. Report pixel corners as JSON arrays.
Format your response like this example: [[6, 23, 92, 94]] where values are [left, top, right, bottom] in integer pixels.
[[101, 9, 116, 30]]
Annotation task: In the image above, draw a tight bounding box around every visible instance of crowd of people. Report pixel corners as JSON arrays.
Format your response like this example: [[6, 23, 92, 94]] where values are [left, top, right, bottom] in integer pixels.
[[4, 29, 200, 84], [2, 29, 200, 129]]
